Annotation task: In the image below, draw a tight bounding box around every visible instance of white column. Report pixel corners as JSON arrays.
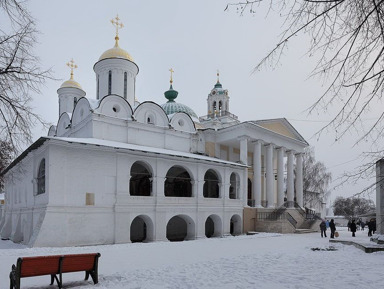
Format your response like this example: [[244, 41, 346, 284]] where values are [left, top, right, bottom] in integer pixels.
[[253, 140, 262, 207], [376, 159, 384, 234], [277, 147, 285, 207], [287, 150, 295, 207], [295, 153, 303, 208], [240, 137, 248, 165], [265, 143, 274, 208]]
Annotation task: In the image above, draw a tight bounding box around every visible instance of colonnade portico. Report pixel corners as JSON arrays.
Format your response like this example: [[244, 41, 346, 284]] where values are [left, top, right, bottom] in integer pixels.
[[239, 138, 304, 209]]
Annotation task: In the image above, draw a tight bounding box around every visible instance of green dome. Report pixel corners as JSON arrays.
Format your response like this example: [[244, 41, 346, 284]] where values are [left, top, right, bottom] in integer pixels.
[[161, 101, 198, 119], [214, 81, 222, 88], [164, 84, 178, 102], [161, 84, 198, 119]]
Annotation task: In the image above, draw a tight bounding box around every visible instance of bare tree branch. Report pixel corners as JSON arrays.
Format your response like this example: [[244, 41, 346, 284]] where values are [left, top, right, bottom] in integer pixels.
[[226, 0, 384, 187], [0, 0, 52, 156]]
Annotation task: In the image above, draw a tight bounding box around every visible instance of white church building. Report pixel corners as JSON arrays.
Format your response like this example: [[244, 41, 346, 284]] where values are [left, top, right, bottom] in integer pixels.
[[0, 17, 309, 247]]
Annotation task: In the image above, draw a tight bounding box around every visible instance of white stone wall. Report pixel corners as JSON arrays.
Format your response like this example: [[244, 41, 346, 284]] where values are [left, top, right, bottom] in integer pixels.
[[1, 140, 245, 247]]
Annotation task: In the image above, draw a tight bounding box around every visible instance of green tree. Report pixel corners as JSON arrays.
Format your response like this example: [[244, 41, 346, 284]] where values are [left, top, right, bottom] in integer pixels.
[[333, 196, 375, 218]]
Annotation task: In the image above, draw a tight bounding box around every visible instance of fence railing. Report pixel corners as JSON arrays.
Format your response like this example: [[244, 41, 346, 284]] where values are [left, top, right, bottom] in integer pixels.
[[199, 111, 239, 122], [257, 212, 286, 221]]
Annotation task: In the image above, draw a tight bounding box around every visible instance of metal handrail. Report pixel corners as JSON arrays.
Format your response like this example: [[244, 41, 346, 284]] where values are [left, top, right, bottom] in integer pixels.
[[286, 212, 297, 228]]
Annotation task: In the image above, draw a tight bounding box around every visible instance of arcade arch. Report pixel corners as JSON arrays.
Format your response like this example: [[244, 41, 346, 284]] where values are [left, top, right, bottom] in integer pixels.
[[229, 172, 240, 199], [130, 215, 154, 242], [164, 166, 192, 197], [166, 215, 195, 241], [230, 214, 242, 236], [205, 214, 222, 238], [203, 169, 220, 198], [130, 162, 152, 196]]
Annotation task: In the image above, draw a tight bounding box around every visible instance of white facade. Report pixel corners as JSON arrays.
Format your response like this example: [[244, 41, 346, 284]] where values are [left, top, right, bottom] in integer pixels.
[[0, 29, 308, 247]]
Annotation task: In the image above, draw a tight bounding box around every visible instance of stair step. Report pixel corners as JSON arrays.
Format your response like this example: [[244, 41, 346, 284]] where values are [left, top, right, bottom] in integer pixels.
[[246, 231, 258, 235], [294, 229, 316, 234]]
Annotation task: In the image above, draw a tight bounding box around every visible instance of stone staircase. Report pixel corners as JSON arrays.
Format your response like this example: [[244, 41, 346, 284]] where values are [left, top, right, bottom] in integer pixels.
[[294, 228, 317, 234], [245, 201, 322, 234]]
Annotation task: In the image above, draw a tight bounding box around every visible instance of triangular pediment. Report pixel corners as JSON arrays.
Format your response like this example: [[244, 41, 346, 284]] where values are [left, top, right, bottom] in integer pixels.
[[251, 118, 307, 143]]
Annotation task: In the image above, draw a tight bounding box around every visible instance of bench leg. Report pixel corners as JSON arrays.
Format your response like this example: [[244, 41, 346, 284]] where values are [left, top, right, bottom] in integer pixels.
[[86, 270, 98, 284], [51, 274, 62, 288], [9, 264, 20, 289]]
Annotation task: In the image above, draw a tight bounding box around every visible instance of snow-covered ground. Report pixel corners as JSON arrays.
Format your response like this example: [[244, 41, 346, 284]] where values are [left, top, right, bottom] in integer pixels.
[[1, 227, 383, 289]]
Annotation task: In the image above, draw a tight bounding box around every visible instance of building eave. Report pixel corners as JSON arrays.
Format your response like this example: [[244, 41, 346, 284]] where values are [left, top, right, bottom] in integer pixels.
[[0, 137, 49, 176]]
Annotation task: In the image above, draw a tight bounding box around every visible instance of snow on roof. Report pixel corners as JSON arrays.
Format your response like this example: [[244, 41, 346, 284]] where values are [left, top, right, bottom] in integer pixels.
[[48, 137, 247, 167]]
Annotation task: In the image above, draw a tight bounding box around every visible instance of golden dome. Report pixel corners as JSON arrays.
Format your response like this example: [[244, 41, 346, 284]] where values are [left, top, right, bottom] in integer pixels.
[[60, 59, 83, 89], [99, 37, 134, 62], [60, 78, 82, 89]]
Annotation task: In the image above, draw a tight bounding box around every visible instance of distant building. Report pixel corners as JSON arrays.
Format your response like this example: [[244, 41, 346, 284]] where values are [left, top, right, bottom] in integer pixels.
[[0, 17, 309, 247]]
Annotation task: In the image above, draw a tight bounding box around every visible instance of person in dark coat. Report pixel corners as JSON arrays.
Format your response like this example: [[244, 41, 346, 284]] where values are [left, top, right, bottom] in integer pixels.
[[350, 219, 357, 237], [320, 220, 327, 237], [360, 220, 365, 231], [368, 219, 373, 237], [329, 219, 336, 238], [372, 219, 376, 235], [347, 220, 351, 231]]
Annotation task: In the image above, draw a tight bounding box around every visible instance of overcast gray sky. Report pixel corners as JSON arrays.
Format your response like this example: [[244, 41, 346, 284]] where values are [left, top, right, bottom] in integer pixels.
[[24, 0, 380, 205]]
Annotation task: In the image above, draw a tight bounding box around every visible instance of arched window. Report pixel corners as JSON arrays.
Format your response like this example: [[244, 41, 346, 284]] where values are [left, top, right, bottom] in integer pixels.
[[37, 159, 46, 195], [97, 76, 100, 99], [229, 172, 239, 199], [203, 169, 219, 198], [164, 166, 192, 197], [130, 162, 152, 196], [219, 101, 222, 112], [108, 70, 112, 94], [147, 114, 154, 124], [213, 101, 216, 112], [124, 72, 128, 99]]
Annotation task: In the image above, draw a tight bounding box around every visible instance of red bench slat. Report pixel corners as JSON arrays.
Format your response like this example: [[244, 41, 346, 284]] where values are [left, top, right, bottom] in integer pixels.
[[10, 253, 100, 289], [20, 255, 61, 277], [61, 254, 97, 273]]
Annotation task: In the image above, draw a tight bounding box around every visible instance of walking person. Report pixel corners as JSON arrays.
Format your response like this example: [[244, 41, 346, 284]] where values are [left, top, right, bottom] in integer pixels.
[[347, 220, 351, 231], [361, 220, 365, 231], [320, 220, 327, 238], [329, 219, 336, 239], [350, 219, 357, 237], [372, 219, 376, 235], [368, 219, 373, 237], [326, 219, 330, 229]]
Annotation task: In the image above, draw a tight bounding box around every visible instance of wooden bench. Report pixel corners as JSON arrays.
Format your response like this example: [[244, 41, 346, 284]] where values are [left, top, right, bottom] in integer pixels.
[[9, 253, 101, 289]]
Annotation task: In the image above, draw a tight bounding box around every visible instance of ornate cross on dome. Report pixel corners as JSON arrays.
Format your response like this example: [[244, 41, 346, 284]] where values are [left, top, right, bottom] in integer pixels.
[[169, 68, 174, 84], [217, 69, 220, 83], [66, 58, 78, 80], [111, 15, 124, 38]]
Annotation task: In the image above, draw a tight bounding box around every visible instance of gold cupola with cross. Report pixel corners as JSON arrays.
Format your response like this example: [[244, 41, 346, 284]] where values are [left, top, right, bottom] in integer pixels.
[[94, 15, 139, 106], [60, 59, 82, 89], [57, 59, 86, 116], [99, 15, 134, 62]]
